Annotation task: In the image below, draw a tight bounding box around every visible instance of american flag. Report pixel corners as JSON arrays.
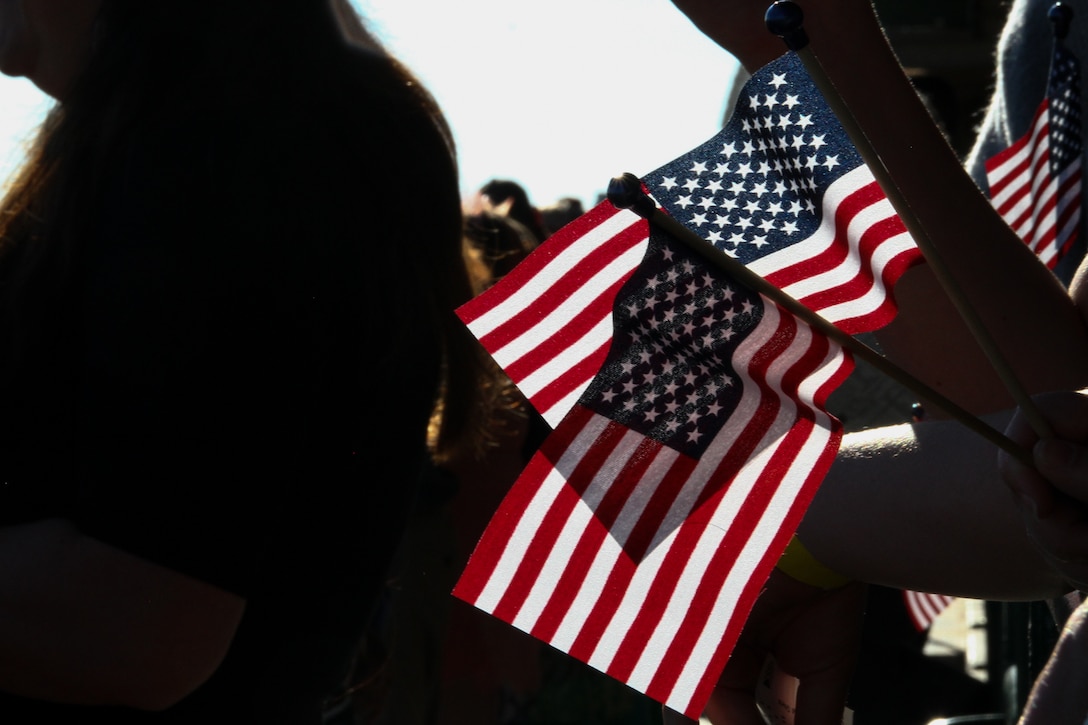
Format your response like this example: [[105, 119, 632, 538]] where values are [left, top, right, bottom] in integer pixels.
[[454, 227, 851, 717], [455, 201, 648, 427], [646, 54, 920, 335], [454, 52, 923, 718], [985, 40, 1082, 269], [457, 52, 921, 429]]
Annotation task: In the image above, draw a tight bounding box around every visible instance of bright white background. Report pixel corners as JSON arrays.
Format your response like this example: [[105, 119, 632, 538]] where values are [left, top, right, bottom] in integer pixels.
[[0, 1, 741, 210]]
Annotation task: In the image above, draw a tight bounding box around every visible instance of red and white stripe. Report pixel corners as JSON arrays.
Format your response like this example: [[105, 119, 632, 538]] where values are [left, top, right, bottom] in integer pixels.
[[986, 101, 1083, 268], [457, 202, 648, 427], [458, 166, 918, 430], [747, 165, 919, 334], [454, 297, 852, 718]]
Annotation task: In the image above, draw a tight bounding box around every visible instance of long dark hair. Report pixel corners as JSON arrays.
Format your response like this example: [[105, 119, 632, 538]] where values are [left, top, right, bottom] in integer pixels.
[[0, 0, 494, 460]]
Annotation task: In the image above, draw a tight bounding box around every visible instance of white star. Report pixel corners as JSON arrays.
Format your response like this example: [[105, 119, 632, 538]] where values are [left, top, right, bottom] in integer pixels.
[[660, 176, 678, 191], [768, 72, 788, 88]]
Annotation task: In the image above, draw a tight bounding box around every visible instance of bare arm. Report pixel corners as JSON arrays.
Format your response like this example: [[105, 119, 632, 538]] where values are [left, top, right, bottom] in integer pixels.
[[0, 518, 244, 710], [799, 415, 1067, 599]]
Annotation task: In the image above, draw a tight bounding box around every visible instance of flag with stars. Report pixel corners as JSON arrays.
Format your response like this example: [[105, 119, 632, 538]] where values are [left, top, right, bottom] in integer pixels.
[[646, 52, 921, 335], [453, 52, 925, 718], [985, 38, 1082, 269], [456, 200, 649, 427], [454, 223, 852, 718], [457, 52, 921, 431]]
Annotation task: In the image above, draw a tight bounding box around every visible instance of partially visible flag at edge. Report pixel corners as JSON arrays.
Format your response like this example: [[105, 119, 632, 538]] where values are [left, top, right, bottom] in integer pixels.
[[905, 590, 956, 632], [454, 51, 924, 718], [985, 28, 1082, 269]]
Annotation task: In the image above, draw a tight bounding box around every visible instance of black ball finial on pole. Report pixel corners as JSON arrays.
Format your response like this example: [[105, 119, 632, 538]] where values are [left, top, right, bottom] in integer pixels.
[[765, 1, 809, 51], [607, 173, 656, 220], [1050, 1, 1074, 40]]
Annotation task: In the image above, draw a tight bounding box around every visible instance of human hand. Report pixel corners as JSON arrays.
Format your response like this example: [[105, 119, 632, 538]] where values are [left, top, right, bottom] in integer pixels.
[[1001, 391, 1088, 592], [663, 569, 864, 724], [1018, 597, 1088, 724]]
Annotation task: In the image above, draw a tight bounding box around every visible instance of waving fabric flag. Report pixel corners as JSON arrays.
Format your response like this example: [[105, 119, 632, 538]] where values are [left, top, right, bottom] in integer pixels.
[[458, 51, 921, 429], [985, 36, 1082, 269], [456, 201, 648, 427], [646, 54, 921, 335], [454, 227, 852, 717], [454, 51, 922, 718]]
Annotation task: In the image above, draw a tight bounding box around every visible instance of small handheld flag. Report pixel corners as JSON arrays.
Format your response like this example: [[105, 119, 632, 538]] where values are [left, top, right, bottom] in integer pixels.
[[985, 1, 1083, 269]]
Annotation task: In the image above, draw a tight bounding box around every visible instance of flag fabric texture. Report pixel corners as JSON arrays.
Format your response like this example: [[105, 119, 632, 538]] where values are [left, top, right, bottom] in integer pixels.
[[456, 51, 921, 429], [454, 227, 852, 717], [985, 38, 1082, 269], [455, 201, 648, 427], [454, 52, 923, 718]]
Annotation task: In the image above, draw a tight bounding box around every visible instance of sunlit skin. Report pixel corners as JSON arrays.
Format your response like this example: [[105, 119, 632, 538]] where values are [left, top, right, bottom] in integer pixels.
[[0, 0, 101, 99]]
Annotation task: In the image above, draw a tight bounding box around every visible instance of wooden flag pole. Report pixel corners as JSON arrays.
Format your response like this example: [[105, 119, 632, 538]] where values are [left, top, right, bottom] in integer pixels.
[[764, 0, 1056, 441], [607, 173, 1034, 466]]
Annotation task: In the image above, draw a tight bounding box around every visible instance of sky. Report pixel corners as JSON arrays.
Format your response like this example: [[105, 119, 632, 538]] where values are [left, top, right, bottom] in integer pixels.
[[354, 0, 741, 209], [0, 1, 742, 211]]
